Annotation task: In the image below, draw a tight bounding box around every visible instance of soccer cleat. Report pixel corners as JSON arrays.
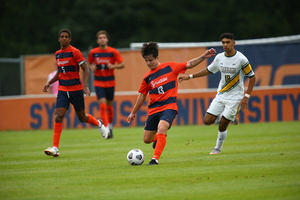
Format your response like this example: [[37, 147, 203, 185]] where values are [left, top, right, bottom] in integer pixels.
[[107, 129, 113, 139], [152, 141, 157, 149], [98, 119, 109, 139], [107, 124, 113, 139], [210, 148, 221, 154], [44, 147, 59, 157], [147, 159, 159, 165]]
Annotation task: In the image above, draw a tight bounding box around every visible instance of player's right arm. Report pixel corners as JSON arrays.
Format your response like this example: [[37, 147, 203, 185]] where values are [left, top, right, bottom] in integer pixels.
[[127, 93, 147, 123], [87, 50, 97, 72], [178, 68, 211, 82]]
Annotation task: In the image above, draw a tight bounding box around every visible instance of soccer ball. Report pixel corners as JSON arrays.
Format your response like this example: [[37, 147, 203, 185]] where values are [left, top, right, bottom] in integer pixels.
[[127, 149, 145, 165]]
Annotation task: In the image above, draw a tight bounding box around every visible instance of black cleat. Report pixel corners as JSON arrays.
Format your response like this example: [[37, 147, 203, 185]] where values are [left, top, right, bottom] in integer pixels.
[[147, 159, 159, 165]]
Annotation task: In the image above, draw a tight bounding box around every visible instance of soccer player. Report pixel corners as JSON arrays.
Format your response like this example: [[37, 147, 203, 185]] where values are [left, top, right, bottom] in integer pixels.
[[88, 30, 125, 139], [43, 29, 109, 157], [127, 42, 216, 165], [179, 32, 256, 154]]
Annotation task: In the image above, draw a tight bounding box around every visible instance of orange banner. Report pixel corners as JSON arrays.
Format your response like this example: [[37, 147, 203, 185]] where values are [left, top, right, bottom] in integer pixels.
[[0, 87, 299, 131]]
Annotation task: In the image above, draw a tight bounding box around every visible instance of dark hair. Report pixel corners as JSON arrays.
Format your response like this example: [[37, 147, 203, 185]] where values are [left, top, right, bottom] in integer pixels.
[[58, 29, 72, 38], [220, 33, 234, 40], [141, 42, 159, 58], [96, 30, 109, 40]]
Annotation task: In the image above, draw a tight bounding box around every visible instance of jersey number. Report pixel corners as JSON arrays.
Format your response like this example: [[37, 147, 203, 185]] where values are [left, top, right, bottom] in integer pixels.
[[225, 75, 231, 83], [158, 86, 165, 94]]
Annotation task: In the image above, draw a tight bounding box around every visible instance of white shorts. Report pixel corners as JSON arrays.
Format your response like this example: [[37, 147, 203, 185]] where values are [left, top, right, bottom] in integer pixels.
[[206, 97, 240, 121]]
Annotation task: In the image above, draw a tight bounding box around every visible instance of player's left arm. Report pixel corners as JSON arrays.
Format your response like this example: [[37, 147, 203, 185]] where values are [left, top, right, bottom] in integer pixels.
[[79, 61, 91, 96], [186, 48, 216, 69]]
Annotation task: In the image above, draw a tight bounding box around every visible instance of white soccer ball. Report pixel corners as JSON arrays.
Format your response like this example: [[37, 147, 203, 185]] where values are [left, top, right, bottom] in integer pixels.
[[127, 149, 145, 165]]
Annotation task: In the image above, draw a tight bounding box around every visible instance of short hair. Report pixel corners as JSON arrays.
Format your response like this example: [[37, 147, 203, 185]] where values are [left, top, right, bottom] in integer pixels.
[[96, 30, 109, 40], [141, 42, 159, 58], [58, 29, 72, 38], [220, 33, 234, 40]]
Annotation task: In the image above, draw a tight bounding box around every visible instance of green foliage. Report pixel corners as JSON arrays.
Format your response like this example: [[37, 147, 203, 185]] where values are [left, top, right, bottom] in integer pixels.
[[1, 122, 299, 199], [1, 0, 300, 57]]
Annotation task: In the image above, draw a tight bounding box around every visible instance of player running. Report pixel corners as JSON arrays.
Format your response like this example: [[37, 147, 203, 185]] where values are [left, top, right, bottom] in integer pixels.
[[43, 29, 109, 157], [88, 30, 125, 139], [179, 33, 256, 154]]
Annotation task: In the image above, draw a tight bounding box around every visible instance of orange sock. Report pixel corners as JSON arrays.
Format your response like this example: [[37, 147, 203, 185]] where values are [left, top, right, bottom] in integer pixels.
[[153, 133, 166, 160], [152, 134, 157, 142], [107, 105, 114, 124], [86, 114, 99, 126], [99, 103, 108, 126], [53, 122, 62, 148]]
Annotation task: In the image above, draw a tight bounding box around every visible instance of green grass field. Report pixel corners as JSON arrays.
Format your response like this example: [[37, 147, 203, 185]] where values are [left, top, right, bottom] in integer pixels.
[[1, 122, 299, 200]]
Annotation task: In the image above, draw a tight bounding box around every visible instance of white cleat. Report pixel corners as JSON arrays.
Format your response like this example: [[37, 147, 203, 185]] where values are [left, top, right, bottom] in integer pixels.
[[44, 147, 59, 157], [98, 120, 109, 139], [210, 148, 221, 155]]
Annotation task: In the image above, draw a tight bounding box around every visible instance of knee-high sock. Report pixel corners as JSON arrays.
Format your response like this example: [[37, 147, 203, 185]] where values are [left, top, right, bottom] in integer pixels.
[[215, 130, 227, 150], [99, 103, 108, 127], [107, 105, 114, 124], [153, 133, 166, 160], [53, 122, 62, 148], [152, 134, 157, 142], [86, 114, 99, 127]]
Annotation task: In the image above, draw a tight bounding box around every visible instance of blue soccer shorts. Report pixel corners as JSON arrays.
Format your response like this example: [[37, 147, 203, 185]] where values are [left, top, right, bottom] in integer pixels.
[[144, 109, 177, 131], [95, 86, 115, 101], [56, 90, 85, 112]]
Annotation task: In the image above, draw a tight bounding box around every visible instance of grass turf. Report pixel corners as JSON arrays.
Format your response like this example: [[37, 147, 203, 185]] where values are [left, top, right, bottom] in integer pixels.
[[0, 121, 299, 200]]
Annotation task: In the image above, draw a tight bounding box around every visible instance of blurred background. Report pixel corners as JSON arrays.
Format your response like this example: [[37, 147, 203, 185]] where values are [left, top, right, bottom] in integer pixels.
[[1, 0, 299, 57]]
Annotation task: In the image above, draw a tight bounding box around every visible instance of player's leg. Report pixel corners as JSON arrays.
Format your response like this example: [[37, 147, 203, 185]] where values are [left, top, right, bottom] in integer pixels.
[[211, 101, 239, 154], [203, 113, 218, 125], [204, 98, 224, 125], [106, 87, 115, 138], [146, 109, 177, 165], [204, 98, 227, 154], [71, 90, 109, 139], [149, 120, 169, 165], [96, 87, 109, 128], [44, 91, 69, 157], [143, 112, 160, 165], [210, 117, 230, 154]]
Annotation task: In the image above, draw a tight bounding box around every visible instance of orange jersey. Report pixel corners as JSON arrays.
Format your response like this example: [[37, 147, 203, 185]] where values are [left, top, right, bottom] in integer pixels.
[[55, 45, 85, 91], [88, 46, 124, 88], [139, 62, 187, 116]]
